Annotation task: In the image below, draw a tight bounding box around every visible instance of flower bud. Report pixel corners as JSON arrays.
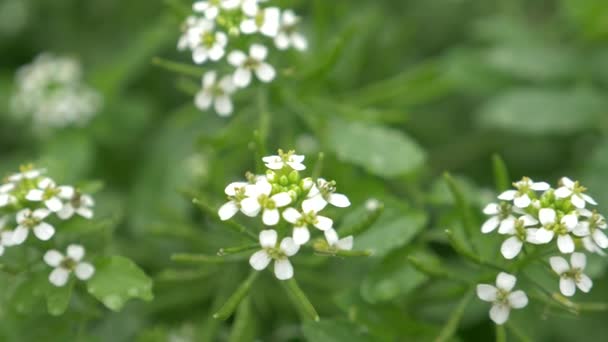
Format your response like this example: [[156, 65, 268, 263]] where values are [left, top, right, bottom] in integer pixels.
[[301, 177, 313, 191], [288, 170, 300, 183], [279, 175, 289, 186]]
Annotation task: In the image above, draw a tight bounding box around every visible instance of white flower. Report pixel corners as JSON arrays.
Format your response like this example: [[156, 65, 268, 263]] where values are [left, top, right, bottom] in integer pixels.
[[25, 177, 74, 212], [499, 215, 541, 260], [262, 151, 306, 171], [0, 183, 16, 207], [240, 6, 280, 37], [550, 253, 593, 297], [324, 228, 353, 251], [195, 71, 236, 116], [239, 179, 292, 225], [0, 216, 13, 254], [57, 192, 95, 220], [249, 229, 299, 280], [476, 272, 528, 325], [481, 202, 519, 234], [302, 178, 350, 213], [193, 0, 222, 19], [218, 181, 249, 220], [188, 21, 228, 64], [44, 244, 95, 287], [282, 207, 333, 244], [228, 44, 276, 88], [7, 167, 45, 183], [536, 208, 578, 253], [178, 16, 205, 50], [12, 208, 55, 244], [573, 210, 608, 251], [274, 10, 307, 51], [555, 177, 597, 209], [498, 177, 549, 208]]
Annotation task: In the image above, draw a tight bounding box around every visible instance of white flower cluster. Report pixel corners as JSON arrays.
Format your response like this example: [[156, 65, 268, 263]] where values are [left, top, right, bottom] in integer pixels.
[[218, 149, 351, 280], [178, 0, 307, 116], [10, 53, 102, 129], [478, 177, 605, 324], [0, 166, 95, 287]]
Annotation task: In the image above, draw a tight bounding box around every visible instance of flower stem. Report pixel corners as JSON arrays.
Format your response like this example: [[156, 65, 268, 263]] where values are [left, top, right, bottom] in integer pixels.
[[435, 288, 474, 342], [281, 278, 320, 322], [213, 271, 259, 320]]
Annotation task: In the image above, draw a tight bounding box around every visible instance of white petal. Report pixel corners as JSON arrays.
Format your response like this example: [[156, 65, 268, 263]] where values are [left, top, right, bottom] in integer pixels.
[[328, 193, 350, 208], [568, 253, 586, 270], [38, 177, 55, 189], [262, 209, 280, 226], [489, 304, 510, 325], [33, 222, 55, 241], [255, 63, 275, 83], [498, 216, 516, 235], [554, 187, 572, 198], [302, 196, 327, 213], [500, 236, 523, 260], [520, 214, 538, 226], [561, 214, 578, 230], [274, 259, 294, 280], [561, 177, 575, 188], [75, 262, 95, 280], [214, 95, 233, 117], [45, 197, 63, 212], [260, 8, 280, 37], [337, 236, 354, 251], [280, 237, 300, 256], [76, 207, 94, 219], [57, 204, 75, 220], [324, 228, 339, 246], [240, 19, 258, 34], [240, 197, 261, 217], [593, 229, 608, 248], [291, 33, 308, 51], [286, 161, 306, 171], [481, 216, 500, 234], [218, 201, 239, 221], [67, 244, 85, 261], [16, 209, 30, 223], [476, 284, 498, 302], [233, 68, 252, 88], [314, 215, 333, 231], [249, 250, 272, 270], [507, 290, 528, 309], [192, 47, 208, 64], [33, 208, 50, 220], [44, 250, 64, 267], [571, 194, 586, 209], [496, 272, 517, 291], [228, 50, 247, 66], [483, 203, 500, 215], [49, 268, 70, 287], [195, 90, 213, 110], [249, 44, 268, 60], [241, 0, 258, 16], [208, 44, 225, 61], [573, 222, 590, 237], [204, 6, 219, 19], [576, 274, 593, 293], [271, 192, 292, 207], [259, 229, 277, 248], [539, 208, 557, 225], [274, 33, 290, 50], [193, 1, 209, 12], [514, 194, 531, 208], [557, 234, 575, 254], [25, 189, 44, 201], [560, 277, 576, 297], [11, 226, 28, 245], [582, 194, 597, 205], [282, 207, 301, 223], [292, 226, 310, 245], [550, 256, 569, 275], [531, 182, 550, 191], [255, 180, 272, 195], [533, 228, 554, 243], [58, 186, 74, 199], [498, 190, 516, 201]]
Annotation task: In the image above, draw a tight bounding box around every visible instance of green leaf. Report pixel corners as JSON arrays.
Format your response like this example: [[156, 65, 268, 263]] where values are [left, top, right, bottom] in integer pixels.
[[45, 279, 73, 316], [87, 256, 154, 312], [327, 118, 426, 178], [435, 289, 474, 342], [301, 319, 372, 342], [477, 87, 607, 135]]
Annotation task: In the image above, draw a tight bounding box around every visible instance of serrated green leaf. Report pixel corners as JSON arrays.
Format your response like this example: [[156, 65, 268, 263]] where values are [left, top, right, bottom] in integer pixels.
[[87, 256, 153, 311]]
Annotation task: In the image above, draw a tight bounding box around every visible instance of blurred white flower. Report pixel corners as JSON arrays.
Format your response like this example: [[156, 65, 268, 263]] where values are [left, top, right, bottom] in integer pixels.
[[282, 207, 333, 244], [262, 151, 306, 171], [195, 71, 236, 116], [481, 202, 519, 234], [218, 181, 249, 220], [7, 167, 45, 183], [187, 20, 228, 64], [0, 183, 16, 208], [302, 178, 350, 213], [499, 215, 541, 260], [324, 228, 353, 251], [498, 177, 549, 208], [228, 44, 276, 88], [12, 208, 55, 244], [550, 253, 592, 297], [193, 0, 222, 19], [25, 177, 74, 212], [274, 10, 307, 51], [44, 244, 95, 287], [536, 208, 578, 253], [57, 192, 95, 220], [249, 229, 299, 280], [477, 272, 528, 325], [555, 177, 597, 209], [0, 216, 13, 255], [573, 209, 607, 252], [240, 6, 280, 37], [239, 179, 291, 225]]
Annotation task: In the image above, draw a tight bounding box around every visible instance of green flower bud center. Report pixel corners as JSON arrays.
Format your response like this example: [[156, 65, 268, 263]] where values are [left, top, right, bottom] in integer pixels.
[[60, 258, 77, 270], [265, 247, 286, 260]]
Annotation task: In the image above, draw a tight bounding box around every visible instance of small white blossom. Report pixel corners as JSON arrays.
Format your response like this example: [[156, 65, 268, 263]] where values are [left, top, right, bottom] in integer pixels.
[[195, 71, 236, 116], [282, 207, 333, 245], [12, 208, 55, 244], [274, 10, 307, 51], [0, 216, 13, 255], [481, 202, 519, 234], [178, 16, 206, 50], [188, 20, 228, 64], [498, 177, 550, 208], [240, 6, 280, 37], [0, 183, 16, 207], [239, 179, 292, 225], [7, 167, 45, 183], [550, 253, 592, 297], [262, 151, 306, 171], [249, 229, 299, 280], [25, 177, 74, 212], [57, 192, 95, 220], [477, 272, 528, 325], [573, 209, 608, 251], [44, 244, 95, 287], [218, 181, 249, 220], [554, 177, 597, 209], [499, 215, 541, 259], [193, 0, 223, 19], [228, 44, 276, 88], [324, 228, 353, 251], [302, 178, 351, 213], [536, 208, 578, 253]]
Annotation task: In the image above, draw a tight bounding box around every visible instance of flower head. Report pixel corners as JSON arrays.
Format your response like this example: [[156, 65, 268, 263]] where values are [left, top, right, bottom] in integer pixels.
[[498, 177, 549, 208], [195, 71, 236, 116], [249, 229, 299, 280], [25, 177, 74, 212], [188, 20, 228, 64], [44, 244, 95, 287], [240, 5, 280, 37], [282, 207, 333, 245], [550, 253, 592, 297], [274, 10, 307, 51], [262, 149, 306, 171], [555, 177, 596, 209], [499, 215, 541, 259], [302, 178, 350, 213], [218, 181, 250, 220], [481, 202, 519, 234], [228, 44, 276, 88], [324, 228, 353, 251], [12, 208, 55, 244], [477, 272, 528, 325], [536, 208, 578, 253], [240, 179, 292, 225], [0, 183, 16, 208], [57, 191, 95, 220]]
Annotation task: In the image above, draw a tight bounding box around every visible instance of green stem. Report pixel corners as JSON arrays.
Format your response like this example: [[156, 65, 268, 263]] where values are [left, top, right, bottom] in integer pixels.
[[192, 198, 258, 241], [495, 324, 507, 342], [172, 253, 248, 264], [214, 271, 259, 320], [218, 244, 260, 256], [435, 289, 474, 342], [281, 278, 320, 322], [152, 57, 205, 77]]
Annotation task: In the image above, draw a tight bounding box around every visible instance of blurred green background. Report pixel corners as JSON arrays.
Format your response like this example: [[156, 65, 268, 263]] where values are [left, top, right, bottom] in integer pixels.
[[2, 0, 608, 341]]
